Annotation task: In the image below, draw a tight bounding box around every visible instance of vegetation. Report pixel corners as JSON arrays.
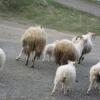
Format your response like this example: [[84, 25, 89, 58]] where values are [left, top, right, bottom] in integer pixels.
[[0, 0, 100, 35], [80, 0, 100, 5]]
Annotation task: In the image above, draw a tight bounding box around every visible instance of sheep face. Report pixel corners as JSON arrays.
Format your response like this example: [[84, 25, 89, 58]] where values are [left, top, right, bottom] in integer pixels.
[[88, 32, 96, 37]]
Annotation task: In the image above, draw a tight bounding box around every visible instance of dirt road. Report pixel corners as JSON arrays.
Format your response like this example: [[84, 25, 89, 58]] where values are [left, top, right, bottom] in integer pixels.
[[56, 0, 100, 17], [0, 20, 100, 100]]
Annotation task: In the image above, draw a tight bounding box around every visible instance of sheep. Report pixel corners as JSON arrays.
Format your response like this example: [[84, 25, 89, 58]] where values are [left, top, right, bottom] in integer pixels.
[[54, 38, 87, 65], [42, 40, 59, 62], [16, 26, 46, 67], [87, 62, 100, 94], [0, 48, 6, 71], [51, 60, 76, 95], [72, 32, 96, 63]]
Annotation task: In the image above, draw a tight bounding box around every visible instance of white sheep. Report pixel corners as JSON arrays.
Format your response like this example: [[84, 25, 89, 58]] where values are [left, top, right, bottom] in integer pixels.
[[0, 48, 6, 71], [54, 38, 87, 65], [42, 40, 59, 62], [16, 26, 46, 67], [87, 62, 100, 94], [51, 60, 76, 95], [72, 32, 95, 63]]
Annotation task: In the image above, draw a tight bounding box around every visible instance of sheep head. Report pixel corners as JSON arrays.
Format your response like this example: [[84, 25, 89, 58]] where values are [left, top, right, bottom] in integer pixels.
[[68, 60, 76, 65], [87, 32, 96, 39], [72, 35, 83, 43]]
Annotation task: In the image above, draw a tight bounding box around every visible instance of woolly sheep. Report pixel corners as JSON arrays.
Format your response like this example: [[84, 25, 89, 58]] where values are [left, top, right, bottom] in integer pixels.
[[54, 38, 86, 65], [87, 62, 100, 94], [51, 60, 76, 95], [72, 32, 95, 63], [42, 40, 59, 62], [16, 26, 46, 67], [0, 48, 6, 71]]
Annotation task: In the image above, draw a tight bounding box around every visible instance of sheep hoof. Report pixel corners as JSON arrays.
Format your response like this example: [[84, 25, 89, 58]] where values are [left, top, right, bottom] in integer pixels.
[[75, 80, 79, 83], [78, 62, 80, 64], [87, 93, 90, 95], [64, 91, 67, 95], [16, 57, 20, 61], [25, 63, 28, 66], [50, 92, 55, 96], [42, 60, 45, 64], [31, 65, 34, 68], [78, 61, 81, 64], [87, 91, 90, 95], [81, 57, 84, 61]]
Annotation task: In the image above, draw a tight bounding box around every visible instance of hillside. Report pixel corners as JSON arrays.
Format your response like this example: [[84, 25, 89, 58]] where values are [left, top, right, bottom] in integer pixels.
[[0, 0, 100, 34]]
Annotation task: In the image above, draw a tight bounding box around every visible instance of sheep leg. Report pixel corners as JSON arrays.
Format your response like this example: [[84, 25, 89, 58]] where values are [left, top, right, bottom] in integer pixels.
[[25, 53, 30, 66], [47, 55, 49, 62], [31, 53, 37, 68], [61, 83, 64, 91], [87, 80, 94, 94], [61, 83, 66, 94], [94, 82, 98, 89], [78, 54, 84, 64], [81, 56, 84, 61], [51, 82, 58, 95], [63, 84, 67, 95], [48, 55, 52, 62], [16, 48, 23, 60], [98, 84, 100, 94], [42, 52, 46, 62]]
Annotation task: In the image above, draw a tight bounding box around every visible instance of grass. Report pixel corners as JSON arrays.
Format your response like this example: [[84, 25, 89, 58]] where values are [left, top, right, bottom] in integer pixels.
[[80, 0, 100, 5], [0, 0, 100, 35]]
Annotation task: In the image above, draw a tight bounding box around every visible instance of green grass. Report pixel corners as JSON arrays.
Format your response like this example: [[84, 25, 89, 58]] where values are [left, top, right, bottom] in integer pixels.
[[0, 0, 100, 35]]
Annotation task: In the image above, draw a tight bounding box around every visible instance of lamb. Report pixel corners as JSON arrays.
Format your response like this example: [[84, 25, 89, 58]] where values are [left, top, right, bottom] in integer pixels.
[[54, 38, 87, 65], [42, 40, 59, 62], [0, 48, 6, 71], [16, 26, 46, 67], [72, 32, 95, 63], [87, 62, 100, 94], [51, 60, 76, 95]]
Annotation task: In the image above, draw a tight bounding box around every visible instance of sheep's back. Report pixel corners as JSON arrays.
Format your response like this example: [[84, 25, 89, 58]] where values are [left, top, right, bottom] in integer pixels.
[[90, 63, 100, 81], [54, 41, 76, 65], [56, 65, 76, 84], [21, 26, 46, 55]]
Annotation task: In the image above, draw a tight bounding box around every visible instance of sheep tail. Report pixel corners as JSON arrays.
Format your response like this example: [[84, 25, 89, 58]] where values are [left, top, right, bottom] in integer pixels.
[[62, 77, 66, 83], [96, 73, 100, 83]]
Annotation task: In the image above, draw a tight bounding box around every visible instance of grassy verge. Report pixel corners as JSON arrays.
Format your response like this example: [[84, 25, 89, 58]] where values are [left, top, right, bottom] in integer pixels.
[[80, 0, 100, 5], [0, 0, 100, 35]]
